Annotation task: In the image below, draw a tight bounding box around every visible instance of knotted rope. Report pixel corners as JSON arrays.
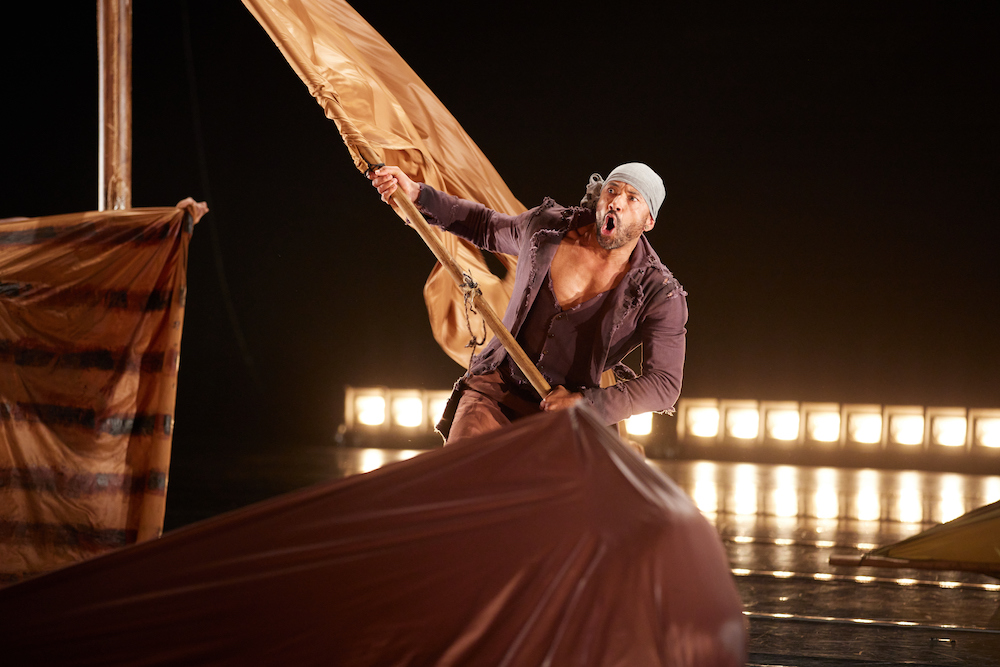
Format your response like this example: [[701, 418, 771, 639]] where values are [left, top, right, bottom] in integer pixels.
[[460, 271, 488, 368]]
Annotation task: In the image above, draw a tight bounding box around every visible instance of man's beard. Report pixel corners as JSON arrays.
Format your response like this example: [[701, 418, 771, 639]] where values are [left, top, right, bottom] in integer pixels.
[[596, 212, 630, 250]]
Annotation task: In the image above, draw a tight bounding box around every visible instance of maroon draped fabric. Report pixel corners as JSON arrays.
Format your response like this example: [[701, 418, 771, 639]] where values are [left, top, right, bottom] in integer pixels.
[[0, 406, 745, 666]]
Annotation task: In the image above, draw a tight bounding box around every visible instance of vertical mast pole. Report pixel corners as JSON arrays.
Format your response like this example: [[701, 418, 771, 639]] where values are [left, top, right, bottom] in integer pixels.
[[97, 0, 132, 211]]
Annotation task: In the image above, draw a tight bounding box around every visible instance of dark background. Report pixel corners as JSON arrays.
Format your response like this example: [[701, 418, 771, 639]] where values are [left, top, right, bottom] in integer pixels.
[[3, 2, 998, 450]]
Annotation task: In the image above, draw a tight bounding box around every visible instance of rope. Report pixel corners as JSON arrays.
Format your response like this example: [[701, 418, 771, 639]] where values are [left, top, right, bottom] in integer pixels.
[[461, 272, 487, 368], [358, 154, 385, 178]]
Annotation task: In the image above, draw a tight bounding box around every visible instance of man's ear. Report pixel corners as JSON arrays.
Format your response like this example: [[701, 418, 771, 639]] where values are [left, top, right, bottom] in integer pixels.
[[644, 214, 656, 232]]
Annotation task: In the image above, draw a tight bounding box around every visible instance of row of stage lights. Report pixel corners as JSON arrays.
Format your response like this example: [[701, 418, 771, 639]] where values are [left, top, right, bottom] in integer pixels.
[[343, 387, 1000, 455], [677, 399, 1000, 453], [343, 386, 654, 436]]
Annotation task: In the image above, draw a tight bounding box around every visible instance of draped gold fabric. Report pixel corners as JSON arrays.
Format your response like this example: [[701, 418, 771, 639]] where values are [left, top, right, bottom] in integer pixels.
[[0, 206, 196, 584], [871, 499, 1000, 570], [242, 0, 522, 367]]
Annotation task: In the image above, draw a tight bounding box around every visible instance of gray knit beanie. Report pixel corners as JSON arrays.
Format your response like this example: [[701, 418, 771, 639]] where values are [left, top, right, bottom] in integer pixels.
[[604, 162, 666, 220]]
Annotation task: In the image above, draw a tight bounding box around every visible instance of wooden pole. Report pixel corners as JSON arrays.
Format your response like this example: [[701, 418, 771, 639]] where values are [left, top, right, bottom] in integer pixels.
[[319, 94, 551, 398], [388, 185, 552, 399], [97, 0, 132, 211]]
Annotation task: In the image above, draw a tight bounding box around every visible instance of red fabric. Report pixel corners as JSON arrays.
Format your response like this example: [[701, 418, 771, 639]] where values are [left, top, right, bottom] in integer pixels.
[[0, 406, 745, 666]]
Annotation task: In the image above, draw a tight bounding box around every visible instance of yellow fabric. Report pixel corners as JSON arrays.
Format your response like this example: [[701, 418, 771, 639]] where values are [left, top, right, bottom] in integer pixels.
[[242, 0, 522, 368], [0, 206, 193, 584], [872, 499, 1000, 566]]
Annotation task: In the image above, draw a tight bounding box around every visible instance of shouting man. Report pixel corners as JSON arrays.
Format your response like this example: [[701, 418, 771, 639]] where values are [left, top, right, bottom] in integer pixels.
[[370, 163, 687, 443]]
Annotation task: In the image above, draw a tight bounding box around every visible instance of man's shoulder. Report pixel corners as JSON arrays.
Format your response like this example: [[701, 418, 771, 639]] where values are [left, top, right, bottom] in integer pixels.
[[637, 238, 686, 299], [528, 198, 595, 230]]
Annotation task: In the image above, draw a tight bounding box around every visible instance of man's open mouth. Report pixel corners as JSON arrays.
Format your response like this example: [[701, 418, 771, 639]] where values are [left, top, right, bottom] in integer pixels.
[[602, 214, 617, 234]]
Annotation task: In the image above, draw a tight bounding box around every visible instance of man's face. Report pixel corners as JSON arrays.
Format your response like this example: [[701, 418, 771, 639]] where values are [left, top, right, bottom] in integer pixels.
[[594, 180, 655, 250]]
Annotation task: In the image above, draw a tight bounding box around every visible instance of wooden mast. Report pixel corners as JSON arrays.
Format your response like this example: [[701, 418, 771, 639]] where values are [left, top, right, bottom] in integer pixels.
[[97, 0, 132, 211]]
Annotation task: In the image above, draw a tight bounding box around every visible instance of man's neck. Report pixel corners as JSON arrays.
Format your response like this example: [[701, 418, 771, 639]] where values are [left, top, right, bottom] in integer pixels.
[[573, 224, 640, 269]]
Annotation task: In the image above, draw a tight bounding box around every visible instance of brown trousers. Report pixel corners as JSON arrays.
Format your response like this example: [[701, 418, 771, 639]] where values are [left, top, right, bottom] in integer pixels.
[[446, 370, 542, 443]]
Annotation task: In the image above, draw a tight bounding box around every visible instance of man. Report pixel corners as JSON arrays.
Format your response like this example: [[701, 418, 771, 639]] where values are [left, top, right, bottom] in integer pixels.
[[370, 163, 687, 442]]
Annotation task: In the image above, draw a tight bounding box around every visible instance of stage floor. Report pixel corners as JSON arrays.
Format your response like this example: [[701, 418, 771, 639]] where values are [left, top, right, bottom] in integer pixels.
[[163, 443, 1000, 666]]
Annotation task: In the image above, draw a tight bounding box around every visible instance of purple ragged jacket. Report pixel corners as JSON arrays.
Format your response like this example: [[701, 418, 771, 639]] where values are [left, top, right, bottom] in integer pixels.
[[416, 184, 688, 429]]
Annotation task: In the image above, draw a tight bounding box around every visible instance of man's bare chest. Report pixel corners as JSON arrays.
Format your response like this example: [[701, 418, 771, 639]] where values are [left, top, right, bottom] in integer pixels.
[[549, 242, 628, 311]]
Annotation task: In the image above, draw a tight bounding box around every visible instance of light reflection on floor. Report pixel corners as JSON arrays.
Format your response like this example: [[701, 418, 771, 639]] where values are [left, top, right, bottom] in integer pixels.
[[646, 457, 1000, 664], [653, 458, 1000, 529], [355, 448, 423, 475]]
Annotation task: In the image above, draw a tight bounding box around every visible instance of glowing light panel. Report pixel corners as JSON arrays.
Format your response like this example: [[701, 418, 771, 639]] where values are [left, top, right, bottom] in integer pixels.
[[392, 396, 424, 428], [807, 412, 841, 442], [847, 413, 882, 444], [976, 418, 1000, 448], [890, 414, 924, 446], [727, 409, 759, 440], [766, 410, 800, 441], [932, 416, 967, 447], [625, 411, 653, 436], [355, 395, 386, 426], [688, 407, 720, 438], [428, 398, 449, 426]]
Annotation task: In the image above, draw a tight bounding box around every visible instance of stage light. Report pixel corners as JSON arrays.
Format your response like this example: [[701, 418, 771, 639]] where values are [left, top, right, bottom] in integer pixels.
[[726, 407, 759, 440], [844, 407, 882, 446], [688, 406, 720, 438], [928, 410, 967, 448], [677, 399, 720, 441], [427, 391, 451, 427], [805, 409, 840, 443], [625, 411, 653, 436], [391, 395, 424, 428], [885, 407, 924, 447], [970, 411, 1000, 449], [980, 420, 1000, 447], [355, 394, 386, 426], [762, 403, 800, 442]]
